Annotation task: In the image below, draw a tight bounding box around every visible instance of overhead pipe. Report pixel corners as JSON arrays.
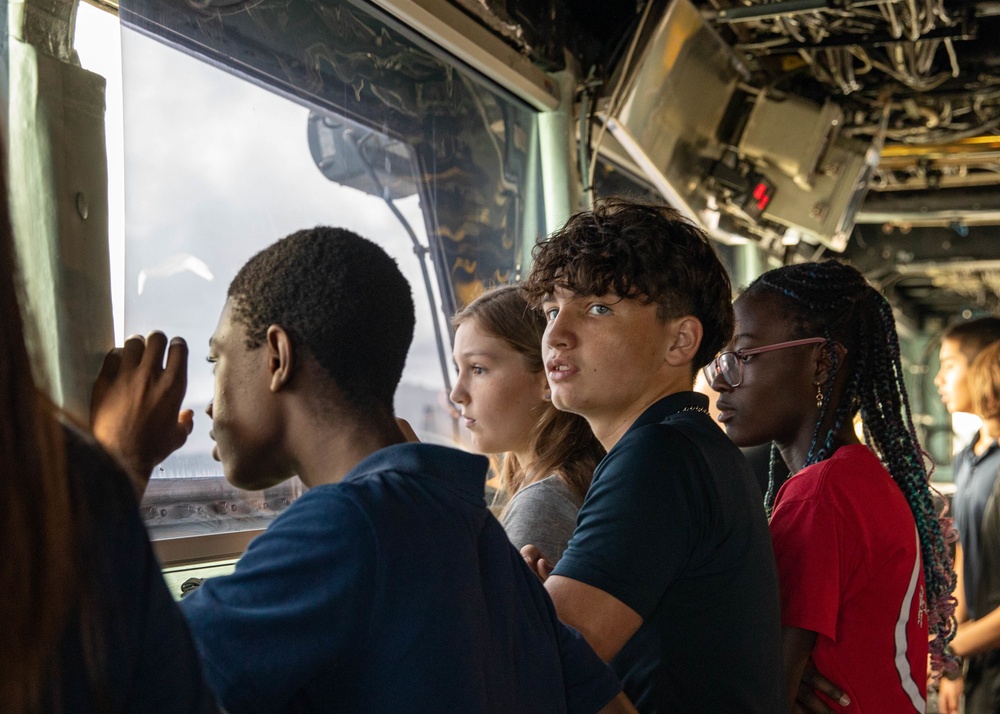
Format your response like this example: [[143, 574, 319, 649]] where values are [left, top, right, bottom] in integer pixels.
[[857, 186, 1000, 223]]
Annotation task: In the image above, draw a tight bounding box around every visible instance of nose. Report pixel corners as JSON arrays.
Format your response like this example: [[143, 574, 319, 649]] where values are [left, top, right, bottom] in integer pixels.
[[707, 364, 733, 393], [933, 369, 944, 388], [449, 373, 468, 406], [544, 311, 574, 351], [205, 399, 214, 418]]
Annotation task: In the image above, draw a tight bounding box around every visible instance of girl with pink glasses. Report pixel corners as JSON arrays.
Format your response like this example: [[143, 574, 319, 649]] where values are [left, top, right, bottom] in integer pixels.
[[706, 259, 956, 713]]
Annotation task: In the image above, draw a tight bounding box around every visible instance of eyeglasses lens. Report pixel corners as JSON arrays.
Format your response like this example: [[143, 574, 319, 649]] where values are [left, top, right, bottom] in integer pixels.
[[719, 353, 740, 388]]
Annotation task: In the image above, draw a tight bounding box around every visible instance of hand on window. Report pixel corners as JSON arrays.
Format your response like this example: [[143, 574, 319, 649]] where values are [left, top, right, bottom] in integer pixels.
[[91, 331, 193, 496]]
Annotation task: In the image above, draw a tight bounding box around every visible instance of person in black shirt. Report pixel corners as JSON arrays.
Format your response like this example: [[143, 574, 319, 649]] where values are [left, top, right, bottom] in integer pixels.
[[521, 198, 784, 713]]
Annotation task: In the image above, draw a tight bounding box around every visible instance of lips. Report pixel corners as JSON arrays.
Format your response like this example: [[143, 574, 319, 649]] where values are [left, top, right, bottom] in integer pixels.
[[546, 356, 578, 382], [715, 400, 735, 423]]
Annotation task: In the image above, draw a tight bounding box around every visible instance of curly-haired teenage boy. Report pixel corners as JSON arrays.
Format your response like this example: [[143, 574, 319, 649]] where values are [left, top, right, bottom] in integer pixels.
[[92, 227, 633, 714], [522, 198, 784, 713]]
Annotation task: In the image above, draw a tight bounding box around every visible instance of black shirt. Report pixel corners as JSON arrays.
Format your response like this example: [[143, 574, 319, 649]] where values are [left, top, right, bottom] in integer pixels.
[[553, 392, 785, 713]]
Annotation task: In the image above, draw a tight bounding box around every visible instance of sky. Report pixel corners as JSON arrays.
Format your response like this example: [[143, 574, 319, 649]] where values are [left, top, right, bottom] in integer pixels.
[[74, 4, 457, 470]]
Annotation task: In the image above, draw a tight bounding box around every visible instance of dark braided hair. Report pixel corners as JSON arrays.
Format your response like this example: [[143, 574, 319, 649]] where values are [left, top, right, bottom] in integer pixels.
[[745, 259, 957, 674]]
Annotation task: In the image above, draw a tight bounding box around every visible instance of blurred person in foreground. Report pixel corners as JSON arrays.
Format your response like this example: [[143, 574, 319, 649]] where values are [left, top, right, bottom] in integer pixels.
[[0, 149, 214, 710]]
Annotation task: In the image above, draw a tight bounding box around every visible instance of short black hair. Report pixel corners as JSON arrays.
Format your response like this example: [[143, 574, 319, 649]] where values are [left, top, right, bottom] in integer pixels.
[[228, 227, 415, 411], [942, 316, 1000, 364], [523, 197, 734, 370]]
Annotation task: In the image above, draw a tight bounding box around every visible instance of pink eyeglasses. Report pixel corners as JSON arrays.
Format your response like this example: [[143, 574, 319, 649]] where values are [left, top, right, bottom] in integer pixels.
[[703, 337, 827, 388]]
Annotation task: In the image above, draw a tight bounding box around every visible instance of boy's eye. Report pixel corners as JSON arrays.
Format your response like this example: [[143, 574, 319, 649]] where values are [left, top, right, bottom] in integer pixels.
[[543, 307, 558, 321], [471, 365, 486, 375], [589, 305, 610, 316]]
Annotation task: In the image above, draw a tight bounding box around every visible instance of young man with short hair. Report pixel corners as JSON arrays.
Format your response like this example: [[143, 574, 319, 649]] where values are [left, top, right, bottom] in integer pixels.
[[521, 198, 785, 713], [92, 227, 631, 714], [934, 317, 1000, 713]]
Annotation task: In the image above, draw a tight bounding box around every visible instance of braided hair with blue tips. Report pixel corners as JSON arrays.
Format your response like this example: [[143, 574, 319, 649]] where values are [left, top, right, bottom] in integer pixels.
[[744, 259, 957, 675]]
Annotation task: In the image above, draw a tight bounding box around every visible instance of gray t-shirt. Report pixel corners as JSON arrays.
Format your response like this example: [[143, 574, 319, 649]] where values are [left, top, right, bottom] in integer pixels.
[[501, 475, 583, 564]]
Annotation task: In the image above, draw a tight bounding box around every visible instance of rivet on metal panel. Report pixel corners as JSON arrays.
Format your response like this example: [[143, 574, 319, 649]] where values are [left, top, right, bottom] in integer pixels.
[[75, 192, 89, 220]]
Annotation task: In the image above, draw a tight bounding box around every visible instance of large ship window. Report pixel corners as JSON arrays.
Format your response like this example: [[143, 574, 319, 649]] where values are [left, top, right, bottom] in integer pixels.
[[75, 0, 544, 558]]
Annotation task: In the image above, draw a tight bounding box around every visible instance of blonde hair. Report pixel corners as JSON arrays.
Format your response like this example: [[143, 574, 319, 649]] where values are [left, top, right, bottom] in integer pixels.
[[969, 340, 1000, 421], [452, 284, 604, 506]]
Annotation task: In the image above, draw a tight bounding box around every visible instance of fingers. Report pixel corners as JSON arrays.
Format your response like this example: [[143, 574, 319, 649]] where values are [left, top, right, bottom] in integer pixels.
[[166, 410, 195, 455], [142, 331, 169, 372], [98, 347, 123, 380], [121, 334, 147, 369], [92, 348, 124, 424], [163, 338, 189, 410], [520, 545, 552, 582], [164, 336, 189, 381], [178, 409, 195, 436], [937, 677, 963, 714], [90, 330, 193, 485], [521, 544, 543, 565], [122, 331, 185, 375], [795, 688, 835, 714], [538, 557, 554, 579], [801, 668, 849, 706]]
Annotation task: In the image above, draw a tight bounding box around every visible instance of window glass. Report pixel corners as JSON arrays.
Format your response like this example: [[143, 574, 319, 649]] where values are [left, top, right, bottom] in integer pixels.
[[76, 0, 543, 539]]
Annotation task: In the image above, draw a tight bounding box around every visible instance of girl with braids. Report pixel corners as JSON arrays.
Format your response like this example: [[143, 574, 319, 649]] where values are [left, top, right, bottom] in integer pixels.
[[450, 284, 604, 565], [706, 259, 955, 713]]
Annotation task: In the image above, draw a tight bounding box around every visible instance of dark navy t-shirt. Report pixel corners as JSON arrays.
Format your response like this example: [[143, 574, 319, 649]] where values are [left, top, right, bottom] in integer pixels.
[[953, 435, 1000, 618], [181, 443, 620, 714], [552, 393, 784, 713], [58, 425, 215, 713]]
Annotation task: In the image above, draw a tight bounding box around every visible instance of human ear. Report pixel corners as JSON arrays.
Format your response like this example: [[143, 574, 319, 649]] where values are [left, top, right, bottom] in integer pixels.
[[266, 325, 295, 392], [536, 370, 552, 402], [664, 316, 703, 367], [813, 341, 846, 386]]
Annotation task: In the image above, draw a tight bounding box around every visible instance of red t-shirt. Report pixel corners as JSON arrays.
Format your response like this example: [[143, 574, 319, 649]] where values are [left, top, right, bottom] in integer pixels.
[[770, 444, 928, 713]]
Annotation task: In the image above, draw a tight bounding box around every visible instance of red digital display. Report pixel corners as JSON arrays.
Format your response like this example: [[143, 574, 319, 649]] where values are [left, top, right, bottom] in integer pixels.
[[753, 182, 771, 211]]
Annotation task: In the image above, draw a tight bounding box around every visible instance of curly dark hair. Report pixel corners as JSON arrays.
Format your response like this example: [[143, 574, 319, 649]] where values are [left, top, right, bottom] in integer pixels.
[[523, 197, 734, 370], [227, 227, 415, 412]]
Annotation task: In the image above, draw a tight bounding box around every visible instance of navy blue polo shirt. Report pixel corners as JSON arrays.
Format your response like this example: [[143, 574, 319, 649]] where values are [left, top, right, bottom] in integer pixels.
[[954, 435, 1000, 618], [553, 392, 785, 713], [181, 443, 620, 714]]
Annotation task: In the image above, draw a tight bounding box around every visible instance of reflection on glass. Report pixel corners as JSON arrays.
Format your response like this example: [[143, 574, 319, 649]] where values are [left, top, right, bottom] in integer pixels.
[[81, 0, 544, 538]]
